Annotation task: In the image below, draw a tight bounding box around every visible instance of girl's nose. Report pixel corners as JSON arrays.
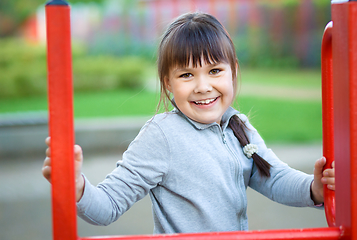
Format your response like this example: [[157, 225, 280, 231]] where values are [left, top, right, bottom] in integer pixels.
[[194, 76, 212, 93]]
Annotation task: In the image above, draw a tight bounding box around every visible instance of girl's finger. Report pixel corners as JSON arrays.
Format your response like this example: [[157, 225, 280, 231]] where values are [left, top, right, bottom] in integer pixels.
[[74, 145, 83, 163], [45, 137, 51, 146], [313, 157, 326, 177], [46, 147, 51, 157], [43, 156, 51, 166], [322, 176, 335, 185], [42, 157, 52, 182], [42, 166, 52, 182], [323, 168, 335, 177]]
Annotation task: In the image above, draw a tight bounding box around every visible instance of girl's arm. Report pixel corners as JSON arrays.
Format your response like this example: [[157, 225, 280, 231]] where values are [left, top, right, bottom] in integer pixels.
[[42, 137, 85, 202], [241, 114, 332, 207], [76, 120, 169, 226], [311, 158, 335, 204]]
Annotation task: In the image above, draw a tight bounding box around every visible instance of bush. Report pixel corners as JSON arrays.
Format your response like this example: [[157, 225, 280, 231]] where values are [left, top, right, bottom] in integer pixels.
[[0, 38, 153, 98], [0, 38, 47, 98], [73, 55, 149, 91]]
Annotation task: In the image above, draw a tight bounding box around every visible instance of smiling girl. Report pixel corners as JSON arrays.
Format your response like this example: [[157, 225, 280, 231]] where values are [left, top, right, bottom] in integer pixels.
[[42, 12, 335, 233]]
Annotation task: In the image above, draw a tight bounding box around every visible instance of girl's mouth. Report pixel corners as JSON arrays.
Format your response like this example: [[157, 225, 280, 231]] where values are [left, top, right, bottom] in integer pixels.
[[192, 97, 219, 105]]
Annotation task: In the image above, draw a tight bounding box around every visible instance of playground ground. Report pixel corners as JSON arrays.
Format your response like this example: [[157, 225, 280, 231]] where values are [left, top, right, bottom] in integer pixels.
[[0, 141, 328, 240]]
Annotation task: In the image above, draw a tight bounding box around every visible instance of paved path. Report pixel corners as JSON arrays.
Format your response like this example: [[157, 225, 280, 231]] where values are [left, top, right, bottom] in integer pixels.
[[0, 143, 328, 240]]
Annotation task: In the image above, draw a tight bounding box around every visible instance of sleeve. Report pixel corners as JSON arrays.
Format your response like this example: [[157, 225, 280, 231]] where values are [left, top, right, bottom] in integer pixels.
[[240, 114, 316, 208], [77, 121, 170, 226]]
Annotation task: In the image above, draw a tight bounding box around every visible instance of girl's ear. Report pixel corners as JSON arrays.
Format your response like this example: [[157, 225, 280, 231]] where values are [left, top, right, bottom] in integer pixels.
[[165, 77, 172, 93]]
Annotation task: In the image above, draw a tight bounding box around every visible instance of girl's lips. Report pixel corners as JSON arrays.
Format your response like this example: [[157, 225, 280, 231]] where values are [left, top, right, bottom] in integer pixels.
[[191, 97, 219, 105]]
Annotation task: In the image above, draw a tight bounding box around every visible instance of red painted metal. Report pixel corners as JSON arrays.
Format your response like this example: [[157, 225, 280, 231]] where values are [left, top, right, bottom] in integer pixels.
[[80, 228, 342, 240], [349, 4, 357, 240], [331, 2, 357, 239], [321, 21, 336, 228], [332, 2, 351, 228], [45, 1, 77, 240]]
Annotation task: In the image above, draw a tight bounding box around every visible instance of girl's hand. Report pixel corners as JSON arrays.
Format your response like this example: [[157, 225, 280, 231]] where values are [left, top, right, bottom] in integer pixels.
[[42, 137, 85, 202], [311, 157, 335, 204]]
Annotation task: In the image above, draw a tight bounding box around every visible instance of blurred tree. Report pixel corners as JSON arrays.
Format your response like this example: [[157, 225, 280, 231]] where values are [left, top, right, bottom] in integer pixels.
[[0, 0, 105, 37]]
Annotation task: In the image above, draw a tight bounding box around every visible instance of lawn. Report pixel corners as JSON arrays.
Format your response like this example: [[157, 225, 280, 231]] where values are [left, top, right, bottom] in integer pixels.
[[234, 96, 321, 143], [240, 67, 321, 88], [0, 68, 322, 143]]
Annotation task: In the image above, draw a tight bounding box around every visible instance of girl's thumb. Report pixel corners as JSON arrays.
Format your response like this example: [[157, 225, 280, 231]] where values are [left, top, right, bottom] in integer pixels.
[[74, 145, 83, 163]]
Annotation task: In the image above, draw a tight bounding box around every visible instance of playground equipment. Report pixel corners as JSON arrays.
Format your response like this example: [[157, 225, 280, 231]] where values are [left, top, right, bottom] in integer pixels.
[[45, 0, 356, 239]]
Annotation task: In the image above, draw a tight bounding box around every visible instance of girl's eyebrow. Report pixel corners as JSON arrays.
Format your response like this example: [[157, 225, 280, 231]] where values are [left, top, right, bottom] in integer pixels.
[[173, 62, 222, 74]]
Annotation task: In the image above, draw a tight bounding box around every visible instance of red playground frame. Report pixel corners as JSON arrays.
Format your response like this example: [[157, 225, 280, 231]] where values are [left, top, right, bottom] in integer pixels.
[[45, 0, 357, 239]]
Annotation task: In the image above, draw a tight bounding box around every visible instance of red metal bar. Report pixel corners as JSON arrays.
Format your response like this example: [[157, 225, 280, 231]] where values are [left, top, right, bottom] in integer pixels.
[[331, 1, 357, 238], [45, 1, 77, 240], [349, 3, 357, 239], [331, 3, 350, 229], [80, 228, 342, 240], [321, 21, 336, 228]]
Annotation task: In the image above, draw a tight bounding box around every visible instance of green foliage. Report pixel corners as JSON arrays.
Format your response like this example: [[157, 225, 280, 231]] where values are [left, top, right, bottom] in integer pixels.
[[0, 38, 154, 98], [73, 55, 150, 91], [312, 0, 331, 7], [0, 39, 47, 98], [0, 0, 106, 36]]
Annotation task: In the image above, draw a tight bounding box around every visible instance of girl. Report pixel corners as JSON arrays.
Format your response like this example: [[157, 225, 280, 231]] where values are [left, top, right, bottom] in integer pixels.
[[42, 12, 335, 233]]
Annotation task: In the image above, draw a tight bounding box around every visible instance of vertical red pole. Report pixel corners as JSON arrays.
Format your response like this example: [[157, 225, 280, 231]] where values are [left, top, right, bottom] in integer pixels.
[[350, 4, 357, 240], [321, 21, 336, 228], [45, 1, 77, 240], [331, 0, 357, 238]]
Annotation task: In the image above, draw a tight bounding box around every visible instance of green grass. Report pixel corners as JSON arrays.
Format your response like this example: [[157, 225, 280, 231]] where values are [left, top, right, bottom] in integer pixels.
[[233, 97, 321, 143], [0, 89, 160, 117], [0, 68, 322, 143], [240, 68, 321, 88], [73, 89, 161, 117]]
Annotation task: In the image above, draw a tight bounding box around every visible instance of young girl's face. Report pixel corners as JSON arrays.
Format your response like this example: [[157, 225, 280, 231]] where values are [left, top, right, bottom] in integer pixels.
[[165, 59, 235, 125]]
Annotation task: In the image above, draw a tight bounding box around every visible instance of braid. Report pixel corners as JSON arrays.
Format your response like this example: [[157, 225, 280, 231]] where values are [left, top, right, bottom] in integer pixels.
[[228, 115, 272, 177]]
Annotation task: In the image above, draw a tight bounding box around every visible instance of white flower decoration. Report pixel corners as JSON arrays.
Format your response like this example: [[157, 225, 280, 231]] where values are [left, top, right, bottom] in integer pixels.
[[243, 144, 258, 158]]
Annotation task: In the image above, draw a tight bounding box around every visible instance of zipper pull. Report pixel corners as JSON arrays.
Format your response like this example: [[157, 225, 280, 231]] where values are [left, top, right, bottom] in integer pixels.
[[222, 133, 227, 144]]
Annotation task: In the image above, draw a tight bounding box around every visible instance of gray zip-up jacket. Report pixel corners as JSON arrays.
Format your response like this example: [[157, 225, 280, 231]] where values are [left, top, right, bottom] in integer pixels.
[[77, 107, 316, 233]]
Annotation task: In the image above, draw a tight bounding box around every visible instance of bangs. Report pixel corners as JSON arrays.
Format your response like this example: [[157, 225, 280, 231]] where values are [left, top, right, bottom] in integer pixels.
[[162, 20, 235, 71]]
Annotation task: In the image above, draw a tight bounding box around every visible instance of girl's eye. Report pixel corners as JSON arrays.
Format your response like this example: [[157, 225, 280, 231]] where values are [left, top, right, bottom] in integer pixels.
[[179, 73, 192, 78], [210, 69, 221, 75]]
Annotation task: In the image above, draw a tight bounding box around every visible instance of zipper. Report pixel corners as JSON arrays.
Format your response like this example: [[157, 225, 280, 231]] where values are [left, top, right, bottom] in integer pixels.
[[220, 128, 247, 226]]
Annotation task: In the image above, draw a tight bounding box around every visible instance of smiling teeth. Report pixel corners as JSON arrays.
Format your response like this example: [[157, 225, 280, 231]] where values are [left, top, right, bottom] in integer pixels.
[[194, 98, 216, 105]]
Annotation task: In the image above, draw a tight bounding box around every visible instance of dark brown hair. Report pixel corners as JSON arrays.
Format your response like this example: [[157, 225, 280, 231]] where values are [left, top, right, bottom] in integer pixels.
[[229, 115, 271, 177], [157, 12, 271, 177]]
